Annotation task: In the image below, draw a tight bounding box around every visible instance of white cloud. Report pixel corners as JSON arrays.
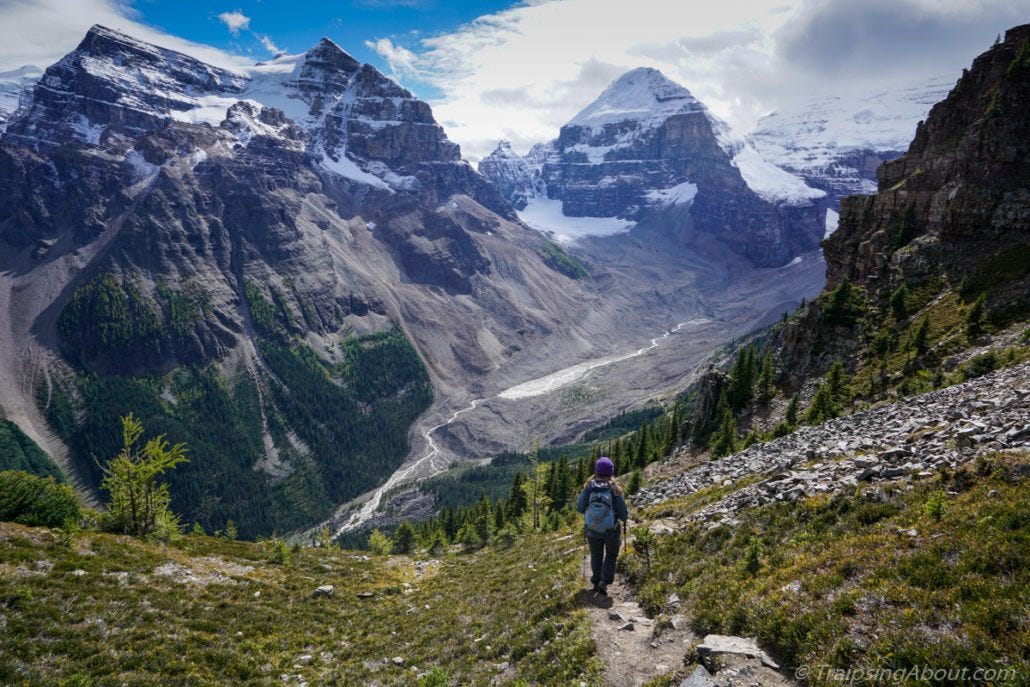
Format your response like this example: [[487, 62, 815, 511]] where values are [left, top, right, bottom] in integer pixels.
[[0, 0, 253, 73], [371, 0, 1022, 162], [258, 34, 283, 55], [218, 10, 251, 36], [364, 38, 420, 77]]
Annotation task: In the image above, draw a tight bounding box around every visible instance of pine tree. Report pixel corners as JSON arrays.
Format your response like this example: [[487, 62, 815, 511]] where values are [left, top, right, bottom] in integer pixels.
[[627, 469, 643, 495], [392, 520, 416, 554], [757, 352, 775, 405], [965, 293, 987, 340], [634, 421, 650, 469], [506, 472, 528, 521], [709, 408, 739, 457], [493, 501, 506, 531], [367, 528, 393, 556], [553, 455, 571, 510], [911, 316, 931, 354], [889, 284, 909, 321], [785, 394, 800, 426], [575, 457, 587, 486]]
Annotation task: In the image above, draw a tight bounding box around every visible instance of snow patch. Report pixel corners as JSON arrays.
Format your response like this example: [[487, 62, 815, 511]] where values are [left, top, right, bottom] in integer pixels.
[[645, 180, 698, 206], [731, 145, 826, 205], [825, 208, 840, 239], [319, 151, 390, 189], [518, 195, 633, 243]]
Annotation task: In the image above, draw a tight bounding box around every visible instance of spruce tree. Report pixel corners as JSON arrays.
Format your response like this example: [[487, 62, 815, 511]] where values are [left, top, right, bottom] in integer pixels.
[[757, 352, 775, 405], [785, 394, 800, 426], [709, 408, 739, 457], [911, 316, 931, 354], [392, 520, 416, 554], [889, 284, 909, 321], [635, 421, 650, 468], [965, 293, 987, 340]]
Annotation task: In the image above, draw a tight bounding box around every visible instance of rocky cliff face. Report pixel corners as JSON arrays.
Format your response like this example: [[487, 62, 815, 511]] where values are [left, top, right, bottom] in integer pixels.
[[479, 68, 827, 267], [825, 25, 1030, 305], [0, 25, 604, 537], [476, 140, 539, 210], [766, 25, 1030, 388], [748, 76, 954, 207]]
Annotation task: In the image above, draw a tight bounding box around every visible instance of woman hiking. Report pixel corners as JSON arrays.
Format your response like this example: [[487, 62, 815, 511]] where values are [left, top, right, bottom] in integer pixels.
[[577, 457, 628, 596]]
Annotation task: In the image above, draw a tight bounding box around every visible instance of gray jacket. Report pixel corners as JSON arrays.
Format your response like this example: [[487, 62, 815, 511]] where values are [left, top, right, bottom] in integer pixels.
[[577, 480, 628, 526]]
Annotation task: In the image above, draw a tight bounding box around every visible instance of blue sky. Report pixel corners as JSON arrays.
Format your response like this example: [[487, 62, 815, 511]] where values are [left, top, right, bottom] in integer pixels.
[[131, 0, 515, 92]]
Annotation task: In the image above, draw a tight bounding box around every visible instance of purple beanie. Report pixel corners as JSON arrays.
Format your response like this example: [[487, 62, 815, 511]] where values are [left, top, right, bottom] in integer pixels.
[[595, 456, 614, 476]]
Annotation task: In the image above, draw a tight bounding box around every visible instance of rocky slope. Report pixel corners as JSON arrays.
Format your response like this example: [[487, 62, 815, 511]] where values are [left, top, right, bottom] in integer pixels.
[[638, 361, 1030, 515], [748, 76, 954, 207], [0, 25, 625, 536], [479, 68, 828, 267]]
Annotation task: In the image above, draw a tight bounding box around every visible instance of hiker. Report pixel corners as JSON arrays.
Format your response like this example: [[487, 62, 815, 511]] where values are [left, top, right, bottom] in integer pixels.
[[577, 456, 628, 596]]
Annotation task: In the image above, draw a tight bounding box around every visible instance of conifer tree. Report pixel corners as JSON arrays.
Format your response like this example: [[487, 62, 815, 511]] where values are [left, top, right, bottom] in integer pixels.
[[102, 413, 188, 538], [635, 421, 650, 468], [889, 284, 909, 321], [506, 473, 528, 522], [785, 394, 800, 426], [965, 293, 987, 340], [392, 520, 416, 554], [911, 316, 931, 354], [709, 408, 739, 457], [757, 351, 775, 405]]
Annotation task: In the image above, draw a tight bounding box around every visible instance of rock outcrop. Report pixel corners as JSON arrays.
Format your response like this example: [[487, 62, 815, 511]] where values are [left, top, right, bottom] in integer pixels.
[[824, 25, 1030, 305]]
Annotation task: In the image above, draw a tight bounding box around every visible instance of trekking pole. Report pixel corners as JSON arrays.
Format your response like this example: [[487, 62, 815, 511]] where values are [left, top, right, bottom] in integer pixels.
[[622, 519, 627, 554]]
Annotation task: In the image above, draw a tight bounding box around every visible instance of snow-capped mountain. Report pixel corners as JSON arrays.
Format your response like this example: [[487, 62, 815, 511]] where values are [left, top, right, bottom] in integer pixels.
[[479, 68, 826, 267], [0, 65, 41, 132], [476, 140, 540, 210], [6, 25, 507, 213], [748, 75, 955, 205]]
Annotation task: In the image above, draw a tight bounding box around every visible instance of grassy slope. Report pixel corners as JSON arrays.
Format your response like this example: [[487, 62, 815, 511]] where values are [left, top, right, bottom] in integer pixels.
[[0, 526, 600, 686], [624, 451, 1029, 686]]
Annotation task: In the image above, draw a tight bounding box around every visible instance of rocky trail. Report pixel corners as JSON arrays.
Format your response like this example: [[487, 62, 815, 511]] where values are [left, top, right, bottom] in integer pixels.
[[580, 550, 797, 687], [582, 360, 1030, 686]]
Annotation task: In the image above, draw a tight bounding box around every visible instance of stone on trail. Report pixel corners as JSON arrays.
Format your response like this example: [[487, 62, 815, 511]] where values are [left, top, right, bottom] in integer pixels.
[[697, 634, 779, 669], [680, 664, 718, 687]]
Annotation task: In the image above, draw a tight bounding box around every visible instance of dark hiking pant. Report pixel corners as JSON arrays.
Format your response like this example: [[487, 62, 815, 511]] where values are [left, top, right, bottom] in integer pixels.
[[587, 528, 620, 586]]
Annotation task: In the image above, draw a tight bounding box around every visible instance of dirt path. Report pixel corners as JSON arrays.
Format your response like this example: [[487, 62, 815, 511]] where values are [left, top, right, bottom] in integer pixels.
[[579, 555, 697, 687], [580, 552, 798, 687]]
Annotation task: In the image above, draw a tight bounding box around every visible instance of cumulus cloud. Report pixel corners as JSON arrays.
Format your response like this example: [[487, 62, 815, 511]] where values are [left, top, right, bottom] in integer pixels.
[[364, 38, 420, 77], [258, 34, 283, 55], [0, 0, 252, 72], [217, 10, 251, 35], [369, 0, 1020, 162]]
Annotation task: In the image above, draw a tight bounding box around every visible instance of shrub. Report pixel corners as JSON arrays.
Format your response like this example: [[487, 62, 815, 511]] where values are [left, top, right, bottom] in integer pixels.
[[367, 528, 394, 556], [0, 470, 81, 528], [101, 414, 187, 538], [962, 351, 998, 380]]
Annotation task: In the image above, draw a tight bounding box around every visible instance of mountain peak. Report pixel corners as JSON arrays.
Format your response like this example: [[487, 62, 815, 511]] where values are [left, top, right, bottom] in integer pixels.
[[568, 67, 703, 129], [303, 36, 361, 74]]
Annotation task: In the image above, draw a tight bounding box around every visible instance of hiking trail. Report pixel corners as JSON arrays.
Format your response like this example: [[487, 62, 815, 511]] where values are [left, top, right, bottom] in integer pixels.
[[580, 544, 796, 686]]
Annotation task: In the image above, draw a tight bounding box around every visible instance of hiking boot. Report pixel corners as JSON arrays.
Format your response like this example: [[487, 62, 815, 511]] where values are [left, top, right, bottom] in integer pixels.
[[597, 583, 608, 596]]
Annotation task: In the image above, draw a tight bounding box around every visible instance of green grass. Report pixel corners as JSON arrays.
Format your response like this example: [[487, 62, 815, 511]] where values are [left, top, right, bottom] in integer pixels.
[[0, 524, 600, 686], [621, 451, 1029, 686]]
